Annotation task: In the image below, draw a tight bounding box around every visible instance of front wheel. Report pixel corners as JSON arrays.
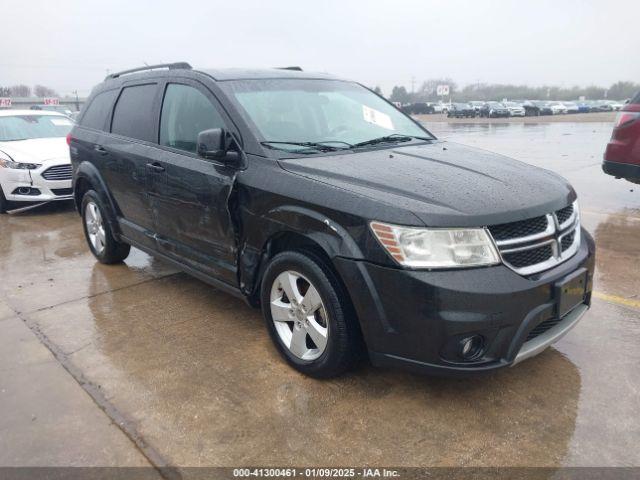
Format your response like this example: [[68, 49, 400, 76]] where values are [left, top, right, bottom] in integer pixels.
[[81, 190, 130, 264], [261, 251, 359, 378]]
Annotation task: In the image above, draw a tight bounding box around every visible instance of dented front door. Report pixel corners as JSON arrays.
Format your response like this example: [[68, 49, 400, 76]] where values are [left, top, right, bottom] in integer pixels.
[[147, 80, 239, 286], [148, 151, 238, 286]]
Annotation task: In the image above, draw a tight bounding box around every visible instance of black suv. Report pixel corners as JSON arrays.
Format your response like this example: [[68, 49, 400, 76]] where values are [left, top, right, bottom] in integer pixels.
[[69, 63, 595, 378]]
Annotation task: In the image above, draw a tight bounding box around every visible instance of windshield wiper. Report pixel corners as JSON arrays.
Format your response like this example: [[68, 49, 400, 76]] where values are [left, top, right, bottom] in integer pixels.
[[352, 134, 432, 148], [261, 141, 352, 154]]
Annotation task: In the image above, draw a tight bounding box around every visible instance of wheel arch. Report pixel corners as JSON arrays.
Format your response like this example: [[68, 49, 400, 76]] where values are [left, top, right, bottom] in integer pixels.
[[73, 161, 121, 238], [238, 205, 364, 305]]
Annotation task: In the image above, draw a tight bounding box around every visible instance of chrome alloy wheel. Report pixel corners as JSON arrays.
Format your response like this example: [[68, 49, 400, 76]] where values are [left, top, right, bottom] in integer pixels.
[[270, 270, 329, 361], [84, 201, 106, 254]]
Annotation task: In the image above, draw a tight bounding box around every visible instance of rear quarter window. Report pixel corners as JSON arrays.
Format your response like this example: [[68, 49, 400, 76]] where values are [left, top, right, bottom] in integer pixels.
[[631, 91, 640, 105], [111, 84, 158, 142], [80, 89, 118, 131]]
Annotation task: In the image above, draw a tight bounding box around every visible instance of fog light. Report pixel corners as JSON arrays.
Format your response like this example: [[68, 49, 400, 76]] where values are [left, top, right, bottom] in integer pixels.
[[459, 335, 484, 360], [12, 187, 41, 196]]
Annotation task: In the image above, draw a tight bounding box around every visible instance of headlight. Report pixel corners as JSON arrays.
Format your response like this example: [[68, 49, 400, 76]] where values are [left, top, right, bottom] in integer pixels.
[[0, 152, 41, 170], [370, 221, 501, 269]]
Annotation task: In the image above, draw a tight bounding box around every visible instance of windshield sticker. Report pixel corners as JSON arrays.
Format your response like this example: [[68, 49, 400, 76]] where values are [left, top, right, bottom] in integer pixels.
[[362, 105, 394, 130], [50, 118, 73, 126]]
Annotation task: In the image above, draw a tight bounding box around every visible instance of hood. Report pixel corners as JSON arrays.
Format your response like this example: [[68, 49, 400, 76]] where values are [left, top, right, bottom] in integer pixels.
[[279, 141, 575, 227], [0, 137, 70, 164]]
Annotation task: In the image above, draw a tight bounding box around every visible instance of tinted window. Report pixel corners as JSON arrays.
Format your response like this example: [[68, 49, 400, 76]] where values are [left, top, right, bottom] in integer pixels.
[[80, 89, 117, 131], [159, 84, 225, 153], [632, 91, 640, 105], [111, 84, 157, 142]]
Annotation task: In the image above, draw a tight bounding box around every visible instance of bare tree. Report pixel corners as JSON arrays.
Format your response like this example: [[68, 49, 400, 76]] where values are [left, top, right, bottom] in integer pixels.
[[33, 85, 59, 97], [9, 84, 31, 97], [608, 81, 639, 101], [389, 86, 410, 103]]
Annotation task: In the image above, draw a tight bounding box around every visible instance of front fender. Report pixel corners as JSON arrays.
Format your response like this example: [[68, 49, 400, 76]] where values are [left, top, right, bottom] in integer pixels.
[[238, 204, 365, 296]]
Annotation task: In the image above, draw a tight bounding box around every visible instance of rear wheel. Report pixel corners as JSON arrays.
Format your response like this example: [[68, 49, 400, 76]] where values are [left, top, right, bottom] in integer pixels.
[[81, 190, 130, 264], [261, 250, 359, 378]]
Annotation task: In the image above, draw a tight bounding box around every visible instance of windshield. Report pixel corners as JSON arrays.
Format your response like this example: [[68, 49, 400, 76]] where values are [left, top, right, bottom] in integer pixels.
[[219, 79, 432, 152], [0, 114, 73, 141]]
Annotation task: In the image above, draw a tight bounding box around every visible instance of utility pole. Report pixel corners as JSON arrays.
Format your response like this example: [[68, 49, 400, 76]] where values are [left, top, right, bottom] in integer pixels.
[[72, 90, 79, 111], [411, 76, 415, 98]]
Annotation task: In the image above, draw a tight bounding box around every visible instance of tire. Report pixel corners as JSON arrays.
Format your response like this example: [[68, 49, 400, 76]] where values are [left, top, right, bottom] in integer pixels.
[[0, 188, 7, 214], [81, 190, 130, 264], [261, 250, 359, 378]]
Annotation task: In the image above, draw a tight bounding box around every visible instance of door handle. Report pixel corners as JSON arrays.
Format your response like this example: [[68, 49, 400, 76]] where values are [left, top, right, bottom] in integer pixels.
[[93, 145, 108, 155], [146, 162, 165, 173]]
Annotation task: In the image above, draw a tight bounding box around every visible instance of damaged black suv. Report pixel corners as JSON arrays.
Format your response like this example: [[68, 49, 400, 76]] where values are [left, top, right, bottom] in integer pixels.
[[70, 63, 595, 378]]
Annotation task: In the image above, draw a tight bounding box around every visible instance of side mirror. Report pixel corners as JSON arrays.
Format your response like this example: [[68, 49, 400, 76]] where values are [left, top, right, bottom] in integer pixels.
[[197, 128, 242, 167], [197, 128, 226, 160]]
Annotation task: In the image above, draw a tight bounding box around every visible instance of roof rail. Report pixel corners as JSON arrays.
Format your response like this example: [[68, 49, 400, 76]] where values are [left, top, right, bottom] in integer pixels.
[[276, 66, 303, 71], [105, 62, 192, 80]]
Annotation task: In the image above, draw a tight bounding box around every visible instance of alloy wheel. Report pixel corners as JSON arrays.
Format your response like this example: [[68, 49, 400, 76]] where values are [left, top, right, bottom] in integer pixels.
[[85, 201, 106, 254], [270, 270, 329, 361]]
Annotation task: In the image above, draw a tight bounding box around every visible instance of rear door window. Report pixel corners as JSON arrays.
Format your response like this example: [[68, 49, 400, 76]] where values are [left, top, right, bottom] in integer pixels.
[[80, 89, 118, 131], [159, 83, 226, 153], [111, 84, 158, 142]]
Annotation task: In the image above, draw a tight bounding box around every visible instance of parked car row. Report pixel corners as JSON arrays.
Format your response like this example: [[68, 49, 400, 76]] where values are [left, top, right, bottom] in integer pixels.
[[401, 99, 626, 117]]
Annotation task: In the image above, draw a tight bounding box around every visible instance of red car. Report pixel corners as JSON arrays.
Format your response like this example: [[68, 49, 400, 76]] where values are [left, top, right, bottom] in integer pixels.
[[603, 91, 640, 184]]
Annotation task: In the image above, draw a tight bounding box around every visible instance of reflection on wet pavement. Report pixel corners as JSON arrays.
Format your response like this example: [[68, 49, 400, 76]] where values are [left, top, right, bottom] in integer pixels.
[[0, 122, 639, 467]]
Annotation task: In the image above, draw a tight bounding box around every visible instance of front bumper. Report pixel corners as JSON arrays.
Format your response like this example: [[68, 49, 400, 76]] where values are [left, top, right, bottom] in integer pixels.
[[334, 229, 595, 376], [0, 161, 73, 203]]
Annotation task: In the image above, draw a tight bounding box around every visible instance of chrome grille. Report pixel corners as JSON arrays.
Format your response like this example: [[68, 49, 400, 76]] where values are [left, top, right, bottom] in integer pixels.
[[555, 204, 574, 226], [489, 201, 580, 275], [503, 243, 554, 269], [489, 216, 548, 241], [560, 230, 575, 252], [42, 164, 72, 181]]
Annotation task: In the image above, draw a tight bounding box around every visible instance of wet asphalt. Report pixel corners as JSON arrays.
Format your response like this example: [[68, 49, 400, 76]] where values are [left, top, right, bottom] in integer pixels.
[[0, 121, 638, 468]]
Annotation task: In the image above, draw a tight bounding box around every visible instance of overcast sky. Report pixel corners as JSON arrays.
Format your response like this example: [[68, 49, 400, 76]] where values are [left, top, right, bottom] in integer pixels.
[[2, 0, 638, 97]]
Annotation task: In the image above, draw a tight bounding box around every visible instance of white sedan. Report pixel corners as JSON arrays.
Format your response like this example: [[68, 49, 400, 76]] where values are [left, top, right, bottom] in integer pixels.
[[548, 102, 568, 115], [503, 101, 526, 117], [561, 101, 580, 114], [0, 110, 74, 213]]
